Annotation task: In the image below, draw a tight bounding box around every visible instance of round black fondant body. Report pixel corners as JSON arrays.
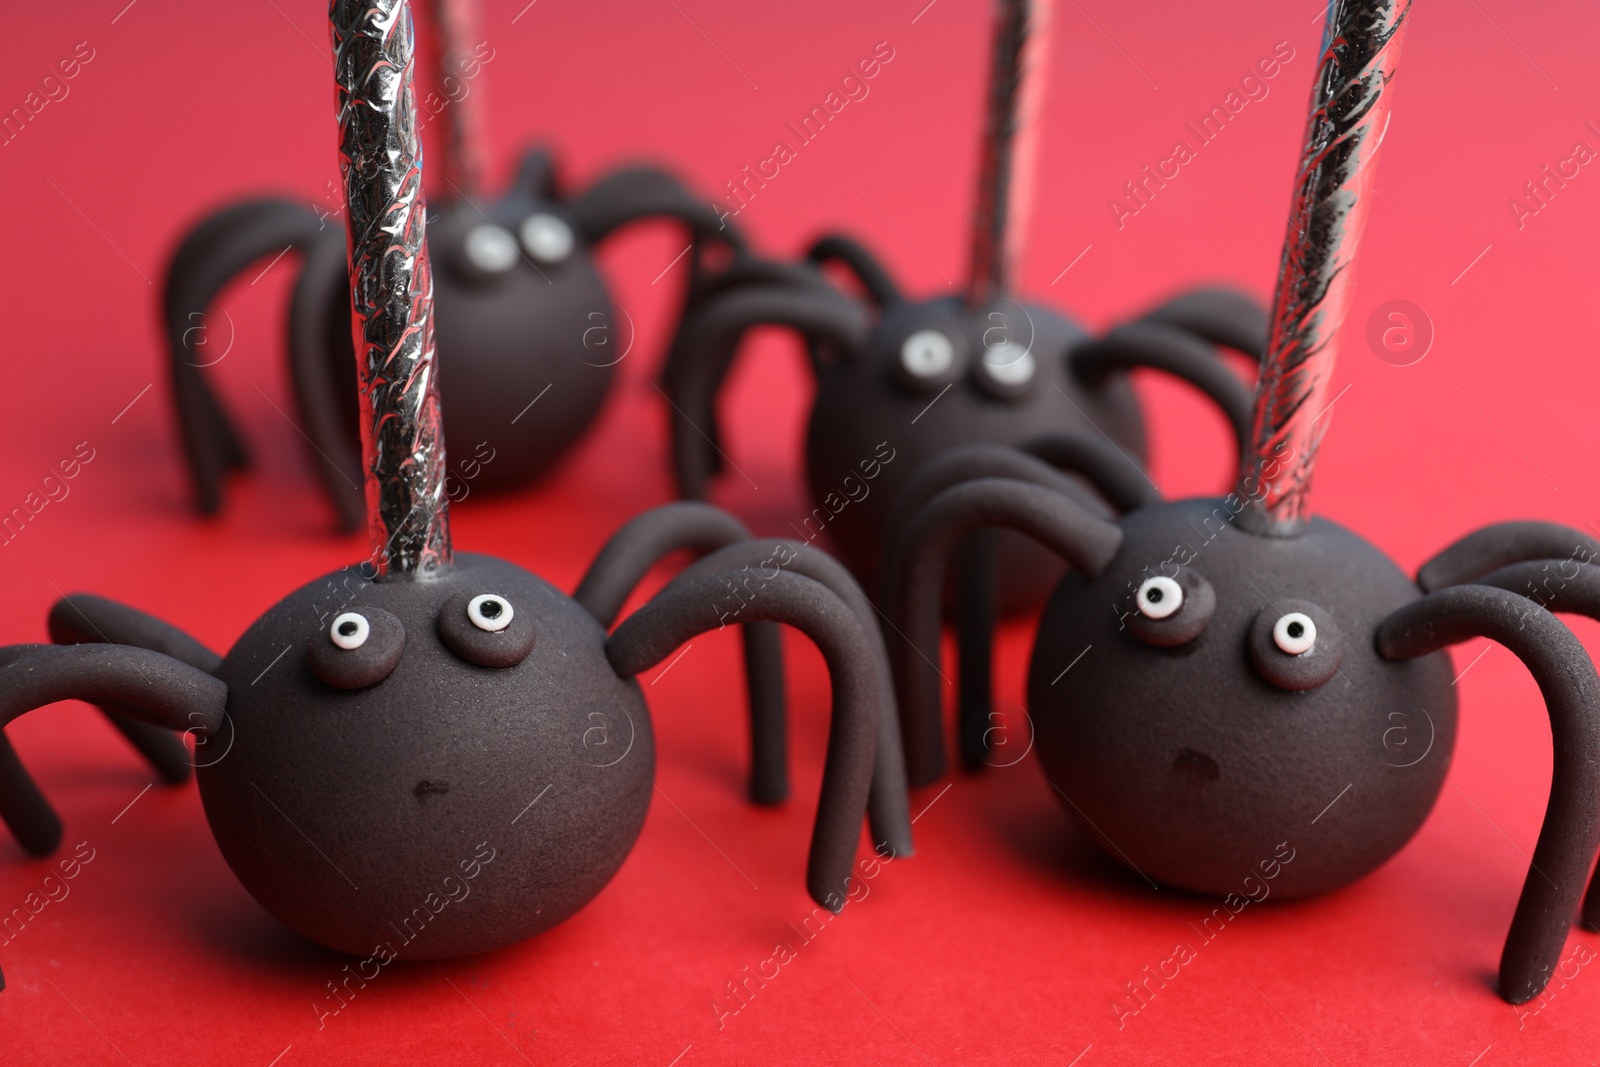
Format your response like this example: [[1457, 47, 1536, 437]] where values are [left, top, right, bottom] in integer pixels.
[[198, 553, 653, 958], [427, 201, 616, 495], [806, 297, 1144, 600], [1027, 499, 1458, 899]]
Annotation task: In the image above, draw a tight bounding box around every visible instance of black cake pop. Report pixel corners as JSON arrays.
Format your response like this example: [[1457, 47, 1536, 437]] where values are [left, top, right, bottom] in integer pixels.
[[660, 0, 1266, 608], [166, 0, 739, 531], [883, 0, 1600, 1004], [0, 0, 906, 979]]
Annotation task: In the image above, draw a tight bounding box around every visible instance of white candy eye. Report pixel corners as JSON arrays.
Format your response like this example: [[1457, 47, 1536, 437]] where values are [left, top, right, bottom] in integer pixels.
[[1273, 612, 1317, 655], [980, 341, 1036, 386], [467, 594, 514, 633], [1136, 576, 1183, 620], [519, 213, 574, 264], [330, 612, 370, 650], [463, 224, 519, 273], [899, 330, 955, 379]]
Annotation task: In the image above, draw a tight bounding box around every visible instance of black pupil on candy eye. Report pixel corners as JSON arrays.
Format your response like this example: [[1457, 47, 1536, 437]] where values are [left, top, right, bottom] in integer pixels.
[[1287, 621, 1304, 639], [338, 620, 359, 636], [480, 600, 503, 619], [1146, 588, 1164, 604]]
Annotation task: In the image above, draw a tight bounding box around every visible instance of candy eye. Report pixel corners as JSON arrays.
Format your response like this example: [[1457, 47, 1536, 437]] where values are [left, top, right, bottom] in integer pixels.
[[308, 607, 406, 689], [899, 330, 955, 380], [440, 592, 536, 668], [1128, 570, 1216, 647], [980, 342, 1036, 386], [468, 594, 514, 632], [1137, 576, 1183, 619], [1249, 600, 1342, 691], [463, 224, 519, 274], [519, 213, 574, 264], [1273, 612, 1317, 655], [330, 612, 369, 649]]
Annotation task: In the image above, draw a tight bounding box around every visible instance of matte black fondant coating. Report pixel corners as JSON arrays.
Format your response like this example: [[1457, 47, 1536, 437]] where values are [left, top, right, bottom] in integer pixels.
[[1069, 320, 1254, 456], [608, 571, 878, 910], [566, 165, 744, 247], [1135, 286, 1269, 359], [574, 502, 786, 803], [0, 644, 226, 855], [49, 593, 222, 783], [879, 438, 1130, 767], [890, 477, 1123, 785], [164, 198, 331, 515], [162, 150, 739, 523], [1416, 521, 1600, 592], [664, 282, 870, 501], [1018, 432, 1163, 514], [1467, 562, 1600, 931], [1377, 584, 1600, 1005], [673, 539, 914, 859], [804, 233, 904, 308]]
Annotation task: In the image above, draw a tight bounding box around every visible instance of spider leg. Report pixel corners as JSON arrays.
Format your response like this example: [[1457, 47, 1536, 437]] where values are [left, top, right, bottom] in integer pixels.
[[287, 229, 365, 531], [1069, 320, 1254, 460], [659, 275, 869, 500], [883, 440, 1151, 770], [887, 477, 1123, 785], [1415, 522, 1600, 592], [566, 165, 742, 250], [574, 503, 786, 806], [48, 594, 222, 785], [0, 644, 227, 857], [508, 146, 560, 201], [671, 539, 913, 860], [1134, 286, 1269, 361], [1459, 563, 1600, 934], [803, 232, 904, 308], [608, 571, 879, 910], [163, 198, 331, 516], [1377, 585, 1600, 1005]]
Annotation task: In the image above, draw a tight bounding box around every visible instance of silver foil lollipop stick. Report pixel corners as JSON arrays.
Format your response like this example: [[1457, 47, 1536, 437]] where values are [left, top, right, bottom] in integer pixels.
[[331, 0, 453, 577], [966, 0, 1053, 308], [1236, 0, 1411, 537]]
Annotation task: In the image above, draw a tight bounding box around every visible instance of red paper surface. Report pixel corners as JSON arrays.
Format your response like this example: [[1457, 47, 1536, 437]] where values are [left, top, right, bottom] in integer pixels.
[[2, 1, 1599, 1063]]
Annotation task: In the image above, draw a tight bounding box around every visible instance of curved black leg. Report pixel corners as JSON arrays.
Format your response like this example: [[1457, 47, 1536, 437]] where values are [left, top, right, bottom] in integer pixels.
[[1416, 522, 1600, 593], [574, 503, 787, 805], [509, 145, 559, 200], [659, 279, 868, 500], [609, 571, 878, 910], [1069, 320, 1254, 461], [1377, 585, 1600, 1005], [0, 645, 227, 856], [883, 441, 1151, 770], [1135, 286, 1268, 360], [804, 232, 903, 308], [672, 539, 913, 860], [163, 198, 333, 516], [1460, 564, 1600, 932], [887, 477, 1123, 785], [567, 165, 745, 251], [48, 594, 223, 786]]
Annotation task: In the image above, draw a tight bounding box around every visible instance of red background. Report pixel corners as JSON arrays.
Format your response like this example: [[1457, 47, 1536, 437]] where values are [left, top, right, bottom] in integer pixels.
[[2, 1, 1599, 1063]]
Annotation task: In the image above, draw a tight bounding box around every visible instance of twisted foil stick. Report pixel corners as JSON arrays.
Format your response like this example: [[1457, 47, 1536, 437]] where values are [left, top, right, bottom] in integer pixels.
[[424, 0, 488, 198], [966, 0, 1053, 307], [1235, 0, 1410, 536], [331, 0, 454, 576]]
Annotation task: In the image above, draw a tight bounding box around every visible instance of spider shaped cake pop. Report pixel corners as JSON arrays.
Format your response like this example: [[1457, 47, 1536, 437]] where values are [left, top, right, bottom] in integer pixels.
[[883, 0, 1600, 1003], [660, 0, 1265, 605], [167, 0, 739, 531], [0, 0, 907, 984]]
